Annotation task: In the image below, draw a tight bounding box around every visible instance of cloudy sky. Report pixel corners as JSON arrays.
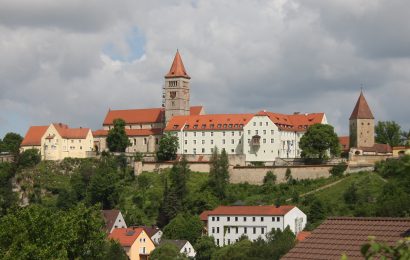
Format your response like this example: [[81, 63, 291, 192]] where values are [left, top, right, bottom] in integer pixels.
[[1, 0, 409, 138]]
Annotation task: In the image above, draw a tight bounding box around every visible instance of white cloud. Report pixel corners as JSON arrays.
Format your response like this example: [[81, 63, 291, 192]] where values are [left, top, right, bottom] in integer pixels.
[[0, 0, 409, 138]]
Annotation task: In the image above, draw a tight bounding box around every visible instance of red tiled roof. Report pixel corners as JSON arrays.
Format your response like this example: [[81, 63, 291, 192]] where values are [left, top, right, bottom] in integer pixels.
[[349, 91, 374, 120], [190, 106, 203, 115], [134, 226, 161, 238], [102, 210, 120, 233], [296, 231, 311, 242], [93, 128, 163, 137], [164, 114, 254, 131], [200, 210, 211, 221], [282, 217, 410, 260], [359, 143, 392, 154], [204, 205, 295, 216], [339, 136, 350, 152], [52, 123, 90, 139], [103, 106, 202, 126], [165, 50, 190, 79], [103, 108, 164, 125], [258, 111, 325, 132], [21, 125, 48, 146], [108, 227, 144, 247]]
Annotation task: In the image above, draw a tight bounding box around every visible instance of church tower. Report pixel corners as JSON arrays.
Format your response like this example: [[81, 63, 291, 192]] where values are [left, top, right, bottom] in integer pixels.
[[163, 50, 191, 124], [349, 91, 375, 148]]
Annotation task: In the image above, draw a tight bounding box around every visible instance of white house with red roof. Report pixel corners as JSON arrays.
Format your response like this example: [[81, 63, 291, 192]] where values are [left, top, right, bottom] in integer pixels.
[[200, 205, 306, 246], [21, 123, 94, 160]]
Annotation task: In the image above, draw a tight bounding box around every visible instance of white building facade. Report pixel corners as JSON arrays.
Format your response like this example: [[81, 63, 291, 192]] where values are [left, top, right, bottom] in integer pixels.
[[203, 205, 306, 246]]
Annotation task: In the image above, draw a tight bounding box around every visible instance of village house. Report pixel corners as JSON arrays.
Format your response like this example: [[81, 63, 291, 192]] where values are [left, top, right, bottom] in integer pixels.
[[158, 239, 196, 258], [101, 209, 127, 233], [133, 226, 163, 245], [200, 205, 306, 246], [20, 123, 94, 160], [109, 227, 155, 260], [283, 217, 410, 259]]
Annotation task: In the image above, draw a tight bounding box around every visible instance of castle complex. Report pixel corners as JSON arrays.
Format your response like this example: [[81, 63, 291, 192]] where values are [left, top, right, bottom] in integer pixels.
[[21, 51, 329, 163]]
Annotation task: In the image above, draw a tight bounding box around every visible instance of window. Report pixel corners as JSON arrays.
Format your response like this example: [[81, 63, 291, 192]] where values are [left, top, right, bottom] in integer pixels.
[[210, 124, 214, 129], [223, 132, 226, 136], [231, 131, 234, 136], [261, 228, 265, 234], [253, 122, 256, 126], [244, 227, 247, 234], [253, 227, 256, 234], [217, 227, 220, 233], [194, 140, 197, 144], [202, 132, 205, 136], [80, 146, 82, 150], [185, 132, 187, 137], [216, 239, 220, 246], [211, 140, 214, 145], [231, 149, 234, 153], [263, 130, 266, 135], [255, 130, 259, 134], [231, 139, 234, 144], [272, 217, 275, 222], [193, 148, 197, 154], [227, 239, 231, 245], [248, 130, 251, 135], [217, 217, 220, 221], [185, 140, 187, 145], [212, 217, 215, 221], [202, 148, 205, 153], [259, 122, 262, 126], [239, 139, 242, 144], [253, 217, 256, 222], [227, 227, 230, 233], [211, 132, 214, 136], [235, 217, 238, 221], [266, 122, 268, 126], [228, 124, 233, 128], [144, 138, 147, 145], [277, 217, 280, 222], [235, 227, 238, 233], [248, 139, 251, 143], [271, 130, 274, 135], [194, 132, 197, 137], [261, 217, 264, 221], [222, 139, 226, 144], [212, 227, 215, 233], [263, 139, 266, 144], [244, 217, 247, 222], [271, 139, 274, 143], [227, 217, 230, 221], [202, 140, 205, 144]]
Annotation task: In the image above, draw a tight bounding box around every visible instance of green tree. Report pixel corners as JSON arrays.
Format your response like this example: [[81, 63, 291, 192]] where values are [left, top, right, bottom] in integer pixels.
[[344, 183, 359, 205], [163, 214, 203, 245], [401, 130, 410, 146], [0, 204, 110, 260], [106, 118, 130, 152], [195, 236, 217, 260], [361, 237, 410, 260], [0, 132, 23, 155], [157, 132, 179, 161], [308, 198, 326, 226], [285, 168, 294, 184], [18, 149, 41, 168], [169, 156, 190, 206], [212, 238, 252, 260], [263, 170, 276, 185], [150, 242, 188, 260], [208, 148, 230, 200], [103, 240, 128, 260], [375, 121, 402, 147], [0, 162, 17, 217], [299, 124, 340, 160]]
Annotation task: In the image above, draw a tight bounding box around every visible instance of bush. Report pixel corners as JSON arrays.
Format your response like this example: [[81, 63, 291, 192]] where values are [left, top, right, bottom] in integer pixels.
[[18, 149, 41, 168], [329, 162, 348, 177]]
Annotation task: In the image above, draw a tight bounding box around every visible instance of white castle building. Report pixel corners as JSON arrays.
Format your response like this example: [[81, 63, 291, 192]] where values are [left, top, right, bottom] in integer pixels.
[[91, 51, 327, 164], [200, 205, 306, 246]]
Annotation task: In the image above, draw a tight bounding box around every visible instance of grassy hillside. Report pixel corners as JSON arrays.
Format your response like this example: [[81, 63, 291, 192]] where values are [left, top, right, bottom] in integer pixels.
[[14, 157, 394, 229]]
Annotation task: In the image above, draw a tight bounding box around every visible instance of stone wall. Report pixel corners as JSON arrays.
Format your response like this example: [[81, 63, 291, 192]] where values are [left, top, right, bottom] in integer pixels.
[[135, 161, 210, 175], [229, 165, 334, 185], [348, 154, 391, 166]]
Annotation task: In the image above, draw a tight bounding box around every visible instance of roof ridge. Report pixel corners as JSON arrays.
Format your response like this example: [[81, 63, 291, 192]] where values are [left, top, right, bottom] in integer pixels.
[[327, 217, 410, 221]]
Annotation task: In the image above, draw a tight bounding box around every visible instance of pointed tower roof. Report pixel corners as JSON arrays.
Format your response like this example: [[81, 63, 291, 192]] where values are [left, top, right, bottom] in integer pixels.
[[349, 91, 374, 119], [165, 50, 191, 79]]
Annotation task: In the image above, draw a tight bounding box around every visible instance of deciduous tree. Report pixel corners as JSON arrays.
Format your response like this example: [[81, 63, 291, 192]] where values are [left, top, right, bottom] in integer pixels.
[[375, 121, 402, 147], [157, 132, 179, 161], [300, 124, 340, 160], [106, 119, 130, 152]]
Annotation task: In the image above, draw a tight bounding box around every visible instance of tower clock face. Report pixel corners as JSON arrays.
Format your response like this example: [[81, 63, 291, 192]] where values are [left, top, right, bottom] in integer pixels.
[[170, 91, 176, 99]]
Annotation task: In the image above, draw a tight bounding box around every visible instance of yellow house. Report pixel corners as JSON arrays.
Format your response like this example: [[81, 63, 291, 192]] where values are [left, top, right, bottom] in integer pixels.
[[109, 227, 156, 260], [392, 146, 410, 157], [21, 123, 94, 160]]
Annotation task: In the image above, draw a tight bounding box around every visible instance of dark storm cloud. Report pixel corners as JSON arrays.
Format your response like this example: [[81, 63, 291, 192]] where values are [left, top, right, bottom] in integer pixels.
[[0, 0, 409, 138]]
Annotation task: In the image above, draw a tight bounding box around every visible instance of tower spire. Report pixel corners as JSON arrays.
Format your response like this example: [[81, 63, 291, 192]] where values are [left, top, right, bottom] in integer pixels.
[[165, 50, 190, 79], [349, 91, 374, 120]]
